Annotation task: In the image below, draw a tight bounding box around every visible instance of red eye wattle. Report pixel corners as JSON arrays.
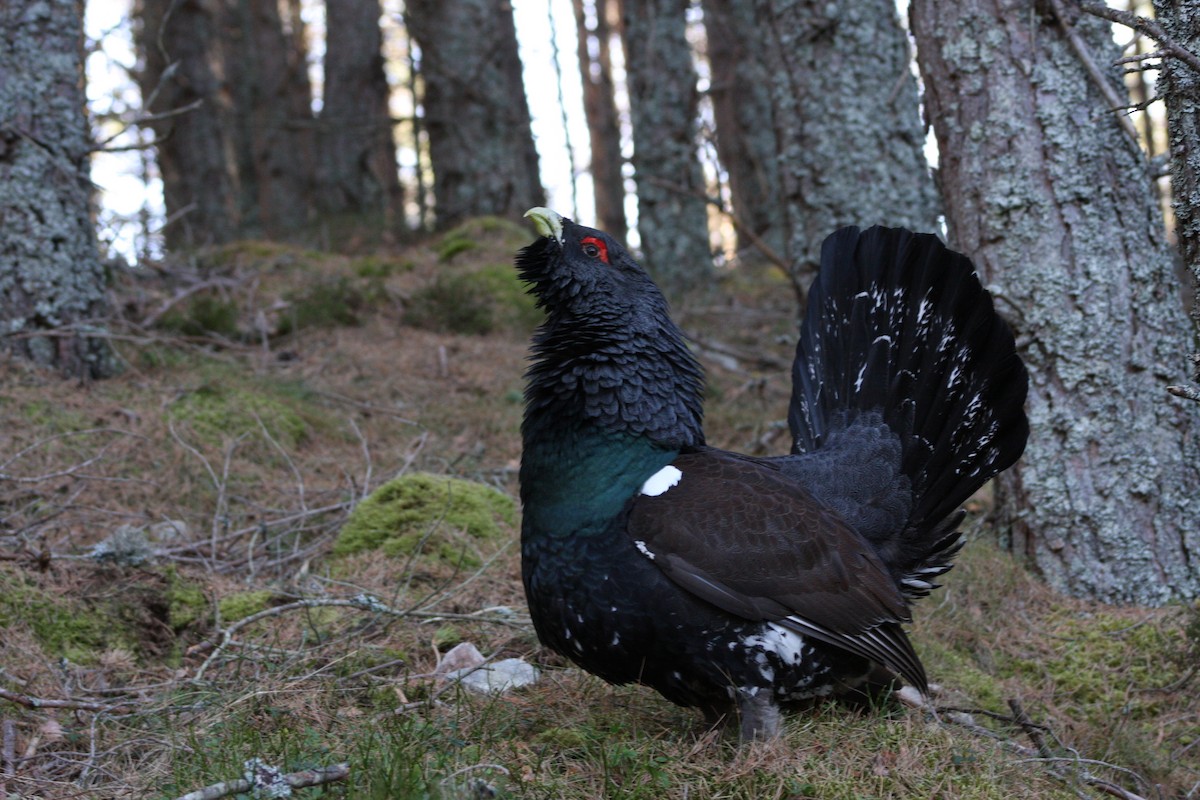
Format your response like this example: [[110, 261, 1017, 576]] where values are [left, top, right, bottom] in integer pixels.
[[580, 236, 609, 264]]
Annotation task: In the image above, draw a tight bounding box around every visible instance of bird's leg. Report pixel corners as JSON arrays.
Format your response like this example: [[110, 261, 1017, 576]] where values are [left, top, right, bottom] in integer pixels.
[[735, 688, 781, 742]]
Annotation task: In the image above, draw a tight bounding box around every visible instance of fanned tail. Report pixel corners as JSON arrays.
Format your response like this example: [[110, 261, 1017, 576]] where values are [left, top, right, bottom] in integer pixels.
[[786, 226, 1029, 585]]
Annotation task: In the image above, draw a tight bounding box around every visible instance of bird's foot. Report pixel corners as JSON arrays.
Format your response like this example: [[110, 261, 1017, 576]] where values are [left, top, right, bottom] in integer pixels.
[[735, 687, 781, 742]]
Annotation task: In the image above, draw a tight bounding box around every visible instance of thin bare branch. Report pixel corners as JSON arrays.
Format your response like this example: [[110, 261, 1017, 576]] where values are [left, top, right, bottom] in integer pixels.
[[0, 688, 127, 714], [1049, 0, 1141, 146], [91, 98, 205, 152], [1070, 0, 1200, 75], [1167, 383, 1200, 403]]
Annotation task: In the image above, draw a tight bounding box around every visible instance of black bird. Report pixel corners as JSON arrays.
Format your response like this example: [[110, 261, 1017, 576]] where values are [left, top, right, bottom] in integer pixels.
[[516, 208, 1028, 740]]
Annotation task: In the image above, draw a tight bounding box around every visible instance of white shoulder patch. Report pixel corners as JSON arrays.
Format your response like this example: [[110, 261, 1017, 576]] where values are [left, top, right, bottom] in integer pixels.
[[633, 540, 656, 560], [640, 464, 682, 497]]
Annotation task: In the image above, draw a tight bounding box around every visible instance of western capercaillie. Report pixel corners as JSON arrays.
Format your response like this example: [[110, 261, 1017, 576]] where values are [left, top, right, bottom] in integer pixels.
[[516, 208, 1028, 741]]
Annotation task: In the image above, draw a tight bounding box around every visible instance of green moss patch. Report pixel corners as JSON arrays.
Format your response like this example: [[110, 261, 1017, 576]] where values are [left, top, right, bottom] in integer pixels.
[[1003, 610, 1177, 708], [158, 295, 242, 339], [407, 262, 541, 336], [434, 216, 530, 262], [0, 569, 145, 663], [166, 382, 313, 449], [333, 473, 515, 568], [276, 276, 368, 335], [166, 567, 209, 630], [217, 590, 275, 622]]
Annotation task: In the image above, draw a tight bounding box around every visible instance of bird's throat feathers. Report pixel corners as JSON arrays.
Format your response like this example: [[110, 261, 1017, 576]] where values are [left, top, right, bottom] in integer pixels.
[[522, 322, 706, 452]]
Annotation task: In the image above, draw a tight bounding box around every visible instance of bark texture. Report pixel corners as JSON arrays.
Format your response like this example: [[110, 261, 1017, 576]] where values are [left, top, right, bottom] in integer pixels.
[[0, 0, 115, 378], [1152, 0, 1200, 381], [135, 0, 239, 248], [406, 0, 544, 229], [318, 0, 402, 229], [622, 0, 712, 294], [754, 0, 939, 287], [702, 0, 784, 262], [573, 0, 628, 241], [911, 0, 1200, 603]]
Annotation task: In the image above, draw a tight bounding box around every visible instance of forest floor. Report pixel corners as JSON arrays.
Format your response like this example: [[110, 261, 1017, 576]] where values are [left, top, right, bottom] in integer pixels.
[[0, 217, 1197, 799]]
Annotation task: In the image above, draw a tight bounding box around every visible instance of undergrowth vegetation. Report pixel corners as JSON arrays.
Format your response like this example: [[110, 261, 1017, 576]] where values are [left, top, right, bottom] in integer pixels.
[[0, 220, 1196, 799]]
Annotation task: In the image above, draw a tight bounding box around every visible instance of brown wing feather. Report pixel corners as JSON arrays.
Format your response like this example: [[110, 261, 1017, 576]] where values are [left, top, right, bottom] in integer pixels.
[[628, 448, 927, 690]]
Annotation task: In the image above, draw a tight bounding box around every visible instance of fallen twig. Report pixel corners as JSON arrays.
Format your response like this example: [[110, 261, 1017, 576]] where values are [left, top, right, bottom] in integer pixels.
[[0, 688, 127, 714], [189, 595, 530, 681], [171, 761, 349, 800]]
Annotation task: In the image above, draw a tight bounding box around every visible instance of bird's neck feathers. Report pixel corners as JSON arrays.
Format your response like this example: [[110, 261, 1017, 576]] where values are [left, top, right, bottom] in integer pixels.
[[521, 313, 706, 452], [519, 312, 705, 531]]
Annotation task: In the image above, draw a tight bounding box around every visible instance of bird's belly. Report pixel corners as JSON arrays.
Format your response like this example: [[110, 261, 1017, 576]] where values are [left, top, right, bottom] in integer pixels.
[[522, 535, 872, 707]]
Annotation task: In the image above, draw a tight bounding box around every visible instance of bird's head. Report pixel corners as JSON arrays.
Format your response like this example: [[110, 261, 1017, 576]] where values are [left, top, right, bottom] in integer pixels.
[[517, 207, 669, 332], [516, 207, 705, 449]]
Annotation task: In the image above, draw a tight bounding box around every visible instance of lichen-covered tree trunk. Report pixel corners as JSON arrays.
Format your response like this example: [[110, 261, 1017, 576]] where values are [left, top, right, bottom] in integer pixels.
[[318, 0, 402, 233], [622, 0, 712, 294], [1153, 0, 1200, 393], [135, 0, 239, 249], [911, 0, 1200, 603], [573, 0, 628, 242], [405, 0, 544, 229], [754, 0, 939, 290], [702, 0, 784, 263], [0, 0, 116, 378]]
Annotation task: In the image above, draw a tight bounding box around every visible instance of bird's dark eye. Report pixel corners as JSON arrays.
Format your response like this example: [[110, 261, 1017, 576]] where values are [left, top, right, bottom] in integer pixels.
[[580, 236, 610, 264]]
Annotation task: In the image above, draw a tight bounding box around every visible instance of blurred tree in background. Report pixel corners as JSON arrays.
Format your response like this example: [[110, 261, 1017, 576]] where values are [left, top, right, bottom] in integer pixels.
[[755, 0, 939, 292]]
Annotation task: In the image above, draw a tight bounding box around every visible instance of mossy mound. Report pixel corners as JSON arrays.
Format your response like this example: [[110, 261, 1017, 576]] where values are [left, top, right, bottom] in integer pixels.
[[217, 590, 275, 623], [0, 568, 152, 663], [406, 262, 542, 336], [333, 473, 515, 568], [165, 382, 314, 449], [276, 276, 368, 335], [406, 216, 542, 336], [158, 295, 242, 339], [435, 216, 532, 263]]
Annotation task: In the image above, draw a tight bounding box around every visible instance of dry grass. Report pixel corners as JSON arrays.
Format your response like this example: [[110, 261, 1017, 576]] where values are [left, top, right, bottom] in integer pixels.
[[0, 225, 1196, 799]]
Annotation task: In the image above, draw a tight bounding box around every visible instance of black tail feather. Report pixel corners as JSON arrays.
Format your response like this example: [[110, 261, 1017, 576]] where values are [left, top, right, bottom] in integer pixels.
[[788, 226, 1028, 577]]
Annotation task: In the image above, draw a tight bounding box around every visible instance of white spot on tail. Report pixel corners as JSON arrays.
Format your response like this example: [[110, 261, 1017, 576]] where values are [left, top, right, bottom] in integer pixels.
[[640, 465, 682, 497]]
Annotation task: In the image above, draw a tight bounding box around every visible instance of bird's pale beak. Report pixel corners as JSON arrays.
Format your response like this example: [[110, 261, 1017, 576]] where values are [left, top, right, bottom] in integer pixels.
[[524, 207, 564, 245]]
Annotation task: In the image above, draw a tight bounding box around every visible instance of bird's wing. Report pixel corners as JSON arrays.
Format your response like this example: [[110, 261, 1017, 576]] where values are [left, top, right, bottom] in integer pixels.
[[627, 448, 927, 690]]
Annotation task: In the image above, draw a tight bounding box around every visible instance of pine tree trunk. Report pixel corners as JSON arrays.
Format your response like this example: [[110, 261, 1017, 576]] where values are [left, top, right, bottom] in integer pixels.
[[911, 0, 1200, 604], [573, 0, 628, 242], [406, 0, 544, 229], [0, 0, 116, 378], [135, 0, 240, 249], [137, 0, 315, 245], [701, 0, 784, 263], [318, 0, 402, 234], [754, 0, 939, 289], [1152, 0, 1200, 392], [225, 0, 317, 238], [622, 0, 712, 295]]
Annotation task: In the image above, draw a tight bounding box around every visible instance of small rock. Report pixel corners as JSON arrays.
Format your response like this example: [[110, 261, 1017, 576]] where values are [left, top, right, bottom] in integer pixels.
[[894, 685, 927, 708], [436, 642, 486, 675], [447, 658, 539, 695], [148, 519, 189, 543], [89, 525, 154, 566]]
